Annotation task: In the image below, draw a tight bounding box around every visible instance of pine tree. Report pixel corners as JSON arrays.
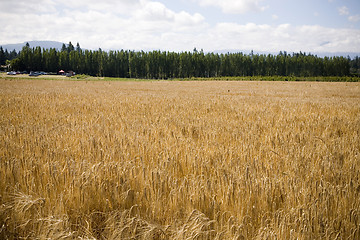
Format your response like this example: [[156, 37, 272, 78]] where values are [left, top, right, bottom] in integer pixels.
[[76, 42, 81, 53], [67, 42, 75, 53], [0, 47, 5, 65], [61, 43, 67, 52]]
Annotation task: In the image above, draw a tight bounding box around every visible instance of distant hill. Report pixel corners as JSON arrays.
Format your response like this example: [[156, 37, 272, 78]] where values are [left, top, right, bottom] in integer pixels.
[[1, 41, 66, 52], [213, 49, 359, 59]]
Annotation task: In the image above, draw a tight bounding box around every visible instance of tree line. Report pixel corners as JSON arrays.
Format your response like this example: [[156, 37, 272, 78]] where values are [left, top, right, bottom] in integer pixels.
[[4, 42, 358, 78], [0, 47, 19, 66]]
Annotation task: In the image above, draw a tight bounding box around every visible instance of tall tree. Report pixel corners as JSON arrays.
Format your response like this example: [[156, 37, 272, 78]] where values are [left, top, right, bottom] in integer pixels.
[[67, 42, 75, 53], [31, 46, 43, 71], [76, 42, 81, 53], [8, 41, 353, 77], [0, 47, 5, 65], [61, 43, 67, 52]]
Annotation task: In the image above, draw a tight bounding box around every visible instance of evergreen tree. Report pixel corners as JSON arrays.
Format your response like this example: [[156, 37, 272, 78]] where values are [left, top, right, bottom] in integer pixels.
[[61, 43, 67, 52], [19, 44, 32, 72], [7, 41, 354, 78], [59, 50, 69, 71], [32, 46, 43, 71], [0, 47, 5, 65], [76, 42, 81, 53], [67, 42, 75, 53], [9, 50, 18, 60]]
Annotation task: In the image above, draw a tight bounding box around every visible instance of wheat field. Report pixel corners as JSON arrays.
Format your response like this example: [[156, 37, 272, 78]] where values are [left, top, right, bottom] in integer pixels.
[[0, 79, 359, 239]]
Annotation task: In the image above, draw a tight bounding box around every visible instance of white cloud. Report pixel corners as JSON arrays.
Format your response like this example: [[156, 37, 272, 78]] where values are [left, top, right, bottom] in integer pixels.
[[0, 0, 360, 53], [204, 23, 360, 53], [272, 14, 279, 20], [135, 1, 175, 21], [0, 0, 57, 14], [0, 0, 207, 50], [348, 15, 360, 22], [133, 1, 204, 25], [194, 0, 267, 14], [54, 0, 141, 14], [338, 6, 349, 16]]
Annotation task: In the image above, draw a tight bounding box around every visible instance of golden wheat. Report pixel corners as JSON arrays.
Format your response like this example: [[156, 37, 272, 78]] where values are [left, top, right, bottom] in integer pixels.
[[0, 79, 359, 239]]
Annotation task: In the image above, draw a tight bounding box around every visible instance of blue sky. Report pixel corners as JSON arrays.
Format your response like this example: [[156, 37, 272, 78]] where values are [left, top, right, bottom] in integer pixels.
[[1, 0, 359, 53]]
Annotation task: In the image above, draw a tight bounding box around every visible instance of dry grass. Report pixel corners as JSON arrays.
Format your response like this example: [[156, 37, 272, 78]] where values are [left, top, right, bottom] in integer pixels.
[[0, 79, 360, 239]]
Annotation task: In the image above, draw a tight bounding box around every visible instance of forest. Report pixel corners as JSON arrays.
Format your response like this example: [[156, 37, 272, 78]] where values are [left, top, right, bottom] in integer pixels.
[[2, 42, 360, 78]]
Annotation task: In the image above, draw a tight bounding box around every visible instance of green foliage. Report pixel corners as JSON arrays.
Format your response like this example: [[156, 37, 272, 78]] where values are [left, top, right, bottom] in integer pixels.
[[0, 47, 5, 65], [5, 43, 359, 79]]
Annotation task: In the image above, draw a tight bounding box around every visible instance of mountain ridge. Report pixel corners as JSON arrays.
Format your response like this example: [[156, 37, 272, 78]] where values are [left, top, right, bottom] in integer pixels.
[[1, 41, 66, 52]]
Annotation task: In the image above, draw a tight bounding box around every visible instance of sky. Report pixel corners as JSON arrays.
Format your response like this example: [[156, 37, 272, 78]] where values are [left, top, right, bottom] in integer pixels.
[[1, 0, 360, 53]]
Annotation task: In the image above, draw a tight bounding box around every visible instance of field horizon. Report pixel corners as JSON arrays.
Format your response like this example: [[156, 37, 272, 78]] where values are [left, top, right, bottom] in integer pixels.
[[1, 72, 360, 82], [1, 78, 359, 239]]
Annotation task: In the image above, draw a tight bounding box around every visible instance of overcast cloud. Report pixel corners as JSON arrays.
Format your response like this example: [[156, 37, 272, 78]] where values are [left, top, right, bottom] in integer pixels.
[[1, 0, 360, 53], [193, 0, 267, 14]]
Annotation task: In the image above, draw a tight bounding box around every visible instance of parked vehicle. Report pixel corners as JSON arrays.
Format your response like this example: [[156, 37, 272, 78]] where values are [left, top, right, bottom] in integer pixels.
[[29, 71, 41, 76], [66, 71, 75, 77]]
